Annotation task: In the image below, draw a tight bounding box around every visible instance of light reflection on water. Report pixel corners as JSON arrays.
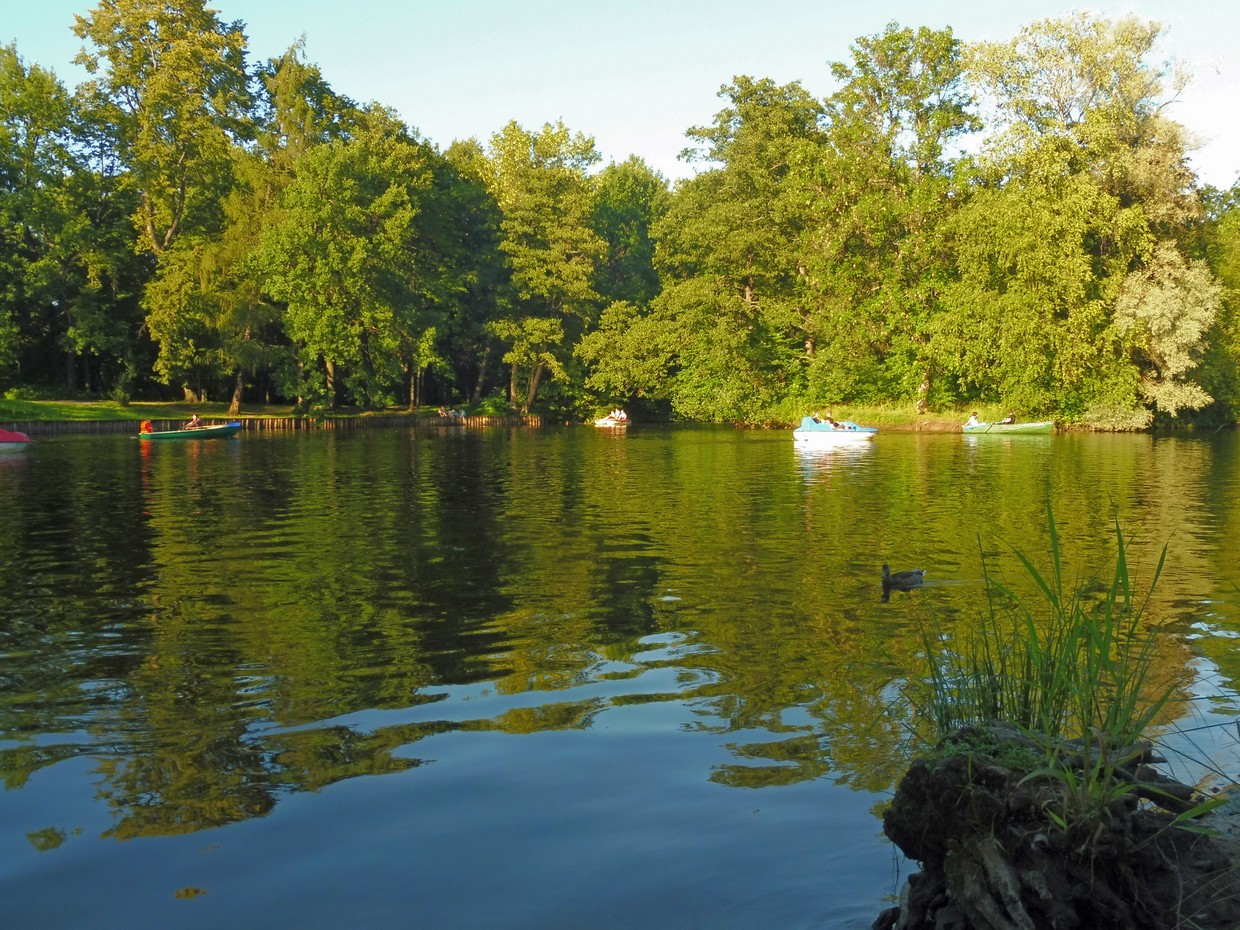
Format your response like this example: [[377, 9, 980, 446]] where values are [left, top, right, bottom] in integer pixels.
[[2, 425, 1240, 928]]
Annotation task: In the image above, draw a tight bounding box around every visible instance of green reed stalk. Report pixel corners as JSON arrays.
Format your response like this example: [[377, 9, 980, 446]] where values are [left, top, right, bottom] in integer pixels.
[[919, 505, 1174, 749], [910, 505, 1193, 840]]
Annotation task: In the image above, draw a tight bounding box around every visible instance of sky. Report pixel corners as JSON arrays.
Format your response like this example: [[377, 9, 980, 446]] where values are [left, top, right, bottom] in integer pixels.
[[5, 0, 1238, 189]]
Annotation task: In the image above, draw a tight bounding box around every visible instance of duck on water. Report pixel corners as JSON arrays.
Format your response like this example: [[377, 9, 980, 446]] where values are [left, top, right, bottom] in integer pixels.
[[882, 564, 925, 602]]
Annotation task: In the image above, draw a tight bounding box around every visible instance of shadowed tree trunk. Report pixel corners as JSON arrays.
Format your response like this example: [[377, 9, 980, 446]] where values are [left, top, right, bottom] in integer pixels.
[[228, 368, 244, 415], [522, 362, 545, 414], [471, 342, 492, 405]]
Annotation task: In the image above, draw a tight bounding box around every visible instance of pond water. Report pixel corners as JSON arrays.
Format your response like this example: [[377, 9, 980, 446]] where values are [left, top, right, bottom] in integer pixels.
[[2, 424, 1240, 929]]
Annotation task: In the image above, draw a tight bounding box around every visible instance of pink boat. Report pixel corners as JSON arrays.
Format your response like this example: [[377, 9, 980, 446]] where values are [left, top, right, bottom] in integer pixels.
[[0, 428, 33, 452]]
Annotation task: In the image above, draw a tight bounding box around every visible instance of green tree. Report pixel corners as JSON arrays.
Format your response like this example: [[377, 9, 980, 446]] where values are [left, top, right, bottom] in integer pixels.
[[439, 139, 512, 407], [144, 44, 360, 411], [933, 171, 1144, 419], [487, 316, 566, 413], [1194, 184, 1240, 421], [573, 157, 669, 413], [591, 156, 669, 307], [71, 0, 255, 402], [575, 299, 679, 408], [800, 24, 978, 411], [652, 77, 825, 420], [73, 0, 253, 254], [0, 45, 77, 384], [1115, 240, 1222, 417], [58, 123, 148, 398], [968, 13, 1196, 231], [956, 13, 1210, 425], [260, 106, 437, 409], [486, 120, 604, 412], [258, 39, 361, 179], [0, 43, 143, 395], [396, 138, 520, 411]]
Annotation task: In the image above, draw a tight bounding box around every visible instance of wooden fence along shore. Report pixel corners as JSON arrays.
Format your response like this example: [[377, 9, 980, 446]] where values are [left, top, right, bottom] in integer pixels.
[[0, 415, 544, 436]]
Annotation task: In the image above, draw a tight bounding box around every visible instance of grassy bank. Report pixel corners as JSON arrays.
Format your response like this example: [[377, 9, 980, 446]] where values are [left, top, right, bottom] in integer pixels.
[[2, 397, 1037, 432], [0, 398, 278, 422], [0, 398, 444, 423]]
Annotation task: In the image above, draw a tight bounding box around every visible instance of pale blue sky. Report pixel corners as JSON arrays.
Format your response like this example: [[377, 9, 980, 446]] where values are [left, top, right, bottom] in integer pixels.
[[5, 0, 1238, 188]]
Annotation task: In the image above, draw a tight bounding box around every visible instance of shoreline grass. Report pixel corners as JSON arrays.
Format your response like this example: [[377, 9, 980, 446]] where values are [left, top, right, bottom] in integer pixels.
[[1, 397, 1004, 430], [0, 398, 459, 424]]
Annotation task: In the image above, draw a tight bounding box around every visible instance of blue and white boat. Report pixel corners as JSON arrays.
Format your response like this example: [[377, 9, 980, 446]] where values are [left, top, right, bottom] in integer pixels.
[[792, 416, 877, 444]]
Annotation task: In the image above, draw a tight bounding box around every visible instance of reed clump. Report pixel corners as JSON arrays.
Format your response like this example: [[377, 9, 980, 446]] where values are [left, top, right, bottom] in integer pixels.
[[923, 507, 1177, 812]]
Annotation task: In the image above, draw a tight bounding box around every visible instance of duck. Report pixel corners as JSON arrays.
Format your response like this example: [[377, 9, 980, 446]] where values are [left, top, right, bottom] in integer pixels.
[[881, 563, 925, 602]]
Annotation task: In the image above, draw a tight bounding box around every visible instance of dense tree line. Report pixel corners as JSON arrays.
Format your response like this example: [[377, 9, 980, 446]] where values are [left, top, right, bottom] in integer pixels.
[[1, 2, 1237, 427]]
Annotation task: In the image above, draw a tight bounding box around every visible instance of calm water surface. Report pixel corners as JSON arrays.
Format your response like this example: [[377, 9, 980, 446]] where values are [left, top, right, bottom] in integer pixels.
[[3, 424, 1240, 929]]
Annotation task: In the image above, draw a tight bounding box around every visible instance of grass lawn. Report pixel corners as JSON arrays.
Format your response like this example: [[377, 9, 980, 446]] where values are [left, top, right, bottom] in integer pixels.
[[0, 399, 459, 423], [0, 399, 299, 422], [1, 397, 1021, 431]]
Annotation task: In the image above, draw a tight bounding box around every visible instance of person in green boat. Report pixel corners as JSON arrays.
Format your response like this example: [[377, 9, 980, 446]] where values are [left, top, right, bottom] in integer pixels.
[[964, 412, 981, 428], [184, 413, 204, 430], [999, 411, 1016, 424]]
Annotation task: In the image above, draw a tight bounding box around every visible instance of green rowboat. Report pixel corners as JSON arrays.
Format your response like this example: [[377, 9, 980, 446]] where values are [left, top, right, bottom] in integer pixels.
[[963, 420, 1054, 435], [139, 421, 243, 440]]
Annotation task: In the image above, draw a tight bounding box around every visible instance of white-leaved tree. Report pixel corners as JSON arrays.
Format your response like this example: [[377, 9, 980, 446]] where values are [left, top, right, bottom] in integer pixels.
[[1115, 241, 1224, 417]]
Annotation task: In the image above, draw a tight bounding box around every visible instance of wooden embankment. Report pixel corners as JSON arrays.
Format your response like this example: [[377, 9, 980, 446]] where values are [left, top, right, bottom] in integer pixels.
[[0, 415, 544, 436]]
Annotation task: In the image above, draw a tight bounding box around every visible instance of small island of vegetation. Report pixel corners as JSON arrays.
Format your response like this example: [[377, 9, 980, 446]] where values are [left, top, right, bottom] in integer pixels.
[[878, 513, 1240, 929]]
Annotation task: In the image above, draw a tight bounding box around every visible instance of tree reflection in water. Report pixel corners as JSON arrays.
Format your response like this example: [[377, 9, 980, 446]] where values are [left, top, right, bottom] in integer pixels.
[[1, 427, 1238, 924]]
